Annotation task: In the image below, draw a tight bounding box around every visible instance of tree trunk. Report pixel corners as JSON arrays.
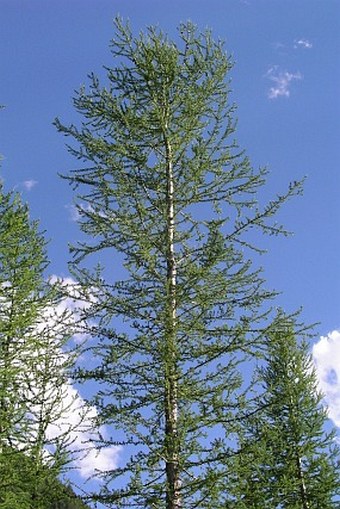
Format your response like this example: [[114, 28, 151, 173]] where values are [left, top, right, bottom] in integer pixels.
[[296, 453, 310, 509], [164, 135, 181, 509]]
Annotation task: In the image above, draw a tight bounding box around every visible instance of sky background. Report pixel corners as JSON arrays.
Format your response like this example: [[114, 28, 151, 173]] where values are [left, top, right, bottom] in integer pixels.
[[0, 0, 339, 488]]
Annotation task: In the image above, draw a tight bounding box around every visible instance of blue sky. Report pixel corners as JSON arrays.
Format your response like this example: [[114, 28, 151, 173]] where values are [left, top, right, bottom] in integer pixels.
[[0, 0, 339, 485]]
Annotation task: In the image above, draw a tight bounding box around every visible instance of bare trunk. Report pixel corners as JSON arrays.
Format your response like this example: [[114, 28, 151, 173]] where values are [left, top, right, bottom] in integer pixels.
[[164, 136, 181, 509], [296, 453, 310, 509]]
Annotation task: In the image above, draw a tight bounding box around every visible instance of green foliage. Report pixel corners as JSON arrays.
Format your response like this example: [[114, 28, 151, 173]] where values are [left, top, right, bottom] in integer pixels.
[[0, 185, 77, 507], [56, 18, 312, 509], [0, 186, 49, 448], [0, 447, 89, 509], [231, 318, 340, 508]]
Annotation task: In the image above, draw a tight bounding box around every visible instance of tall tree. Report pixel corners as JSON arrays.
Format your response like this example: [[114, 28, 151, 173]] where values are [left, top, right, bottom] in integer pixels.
[[56, 19, 303, 508], [230, 319, 340, 508], [0, 185, 78, 508]]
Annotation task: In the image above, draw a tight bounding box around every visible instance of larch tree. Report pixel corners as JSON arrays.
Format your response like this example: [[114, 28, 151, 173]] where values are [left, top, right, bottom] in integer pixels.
[[56, 19, 304, 509], [0, 184, 79, 508], [230, 319, 340, 508]]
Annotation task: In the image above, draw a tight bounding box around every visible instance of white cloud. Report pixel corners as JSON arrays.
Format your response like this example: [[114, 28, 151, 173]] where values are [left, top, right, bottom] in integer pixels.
[[313, 330, 340, 427], [23, 179, 38, 191], [43, 378, 121, 479], [266, 66, 302, 99], [273, 42, 286, 51], [38, 276, 90, 345], [65, 203, 95, 222], [23, 276, 120, 480], [294, 38, 313, 49], [65, 204, 81, 222], [77, 432, 121, 479], [45, 276, 121, 478]]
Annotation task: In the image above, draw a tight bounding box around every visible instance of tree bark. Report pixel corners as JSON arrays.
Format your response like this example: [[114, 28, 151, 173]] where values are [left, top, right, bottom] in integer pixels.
[[296, 453, 310, 509], [164, 134, 181, 509]]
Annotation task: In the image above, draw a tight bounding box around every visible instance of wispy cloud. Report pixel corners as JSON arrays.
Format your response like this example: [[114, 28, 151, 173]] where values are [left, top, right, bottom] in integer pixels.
[[273, 41, 286, 51], [294, 38, 313, 49], [265, 66, 302, 99], [313, 330, 340, 427], [23, 179, 38, 191], [65, 203, 94, 222], [65, 204, 80, 222]]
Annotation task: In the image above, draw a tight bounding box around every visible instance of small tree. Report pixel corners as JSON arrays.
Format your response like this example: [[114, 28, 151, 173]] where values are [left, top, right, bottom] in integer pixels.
[[230, 319, 340, 508], [56, 19, 303, 508], [0, 185, 78, 508]]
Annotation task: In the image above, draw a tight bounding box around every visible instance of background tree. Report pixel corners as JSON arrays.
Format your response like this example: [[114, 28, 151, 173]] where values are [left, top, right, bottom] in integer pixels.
[[0, 184, 81, 508], [56, 19, 303, 509], [229, 317, 340, 508]]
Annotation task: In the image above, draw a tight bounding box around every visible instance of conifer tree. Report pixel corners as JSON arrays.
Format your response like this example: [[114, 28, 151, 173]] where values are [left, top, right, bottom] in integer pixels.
[[230, 320, 340, 508], [56, 19, 304, 508], [0, 185, 78, 508]]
